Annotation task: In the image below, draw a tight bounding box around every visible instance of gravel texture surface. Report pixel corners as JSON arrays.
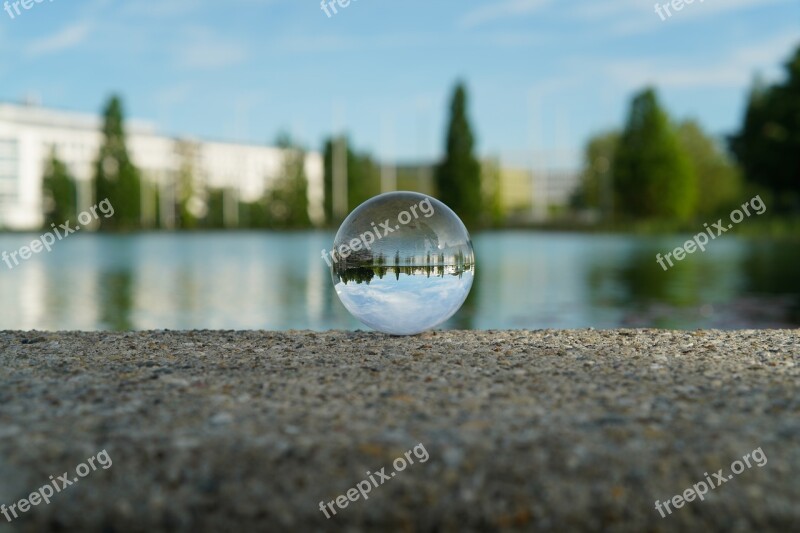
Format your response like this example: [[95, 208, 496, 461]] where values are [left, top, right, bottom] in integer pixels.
[[0, 329, 798, 532]]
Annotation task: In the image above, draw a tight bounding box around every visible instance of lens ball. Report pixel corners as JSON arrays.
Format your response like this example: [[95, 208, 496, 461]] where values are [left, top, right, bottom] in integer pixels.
[[329, 192, 475, 335]]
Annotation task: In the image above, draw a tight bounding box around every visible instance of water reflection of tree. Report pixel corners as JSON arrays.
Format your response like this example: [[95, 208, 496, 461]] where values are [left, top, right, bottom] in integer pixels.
[[335, 247, 473, 272], [582, 241, 800, 327], [337, 266, 377, 285], [585, 246, 716, 324], [99, 270, 135, 330], [740, 241, 800, 323], [335, 263, 475, 285]]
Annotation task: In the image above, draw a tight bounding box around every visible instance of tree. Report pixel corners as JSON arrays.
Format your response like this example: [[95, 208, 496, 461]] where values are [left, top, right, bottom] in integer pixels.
[[436, 81, 482, 228], [42, 149, 77, 227], [322, 137, 336, 223], [265, 133, 311, 228], [730, 44, 800, 211], [677, 120, 743, 217], [174, 140, 206, 229], [322, 135, 380, 225], [345, 145, 380, 218], [93, 95, 141, 229], [204, 188, 226, 228], [480, 157, 505, 227], [613, 87, 696, 221], [573, 130, 619, 218]]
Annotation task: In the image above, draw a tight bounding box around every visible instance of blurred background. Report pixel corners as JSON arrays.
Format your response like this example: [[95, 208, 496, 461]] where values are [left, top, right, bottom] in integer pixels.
[[1, 0, 799, 331]]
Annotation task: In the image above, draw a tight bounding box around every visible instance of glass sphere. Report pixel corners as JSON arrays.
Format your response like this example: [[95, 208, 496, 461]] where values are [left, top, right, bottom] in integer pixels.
[[329, 192, 475, 335]]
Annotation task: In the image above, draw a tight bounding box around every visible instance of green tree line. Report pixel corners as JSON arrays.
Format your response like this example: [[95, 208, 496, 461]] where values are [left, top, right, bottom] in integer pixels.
[[43, 40, 800, 231], [574, 42, 800, 224], [42, 82, 503, 231]]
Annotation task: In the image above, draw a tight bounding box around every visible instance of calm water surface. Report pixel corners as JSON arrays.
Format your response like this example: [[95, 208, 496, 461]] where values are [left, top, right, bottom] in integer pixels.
[[1, 231, 798, 330]]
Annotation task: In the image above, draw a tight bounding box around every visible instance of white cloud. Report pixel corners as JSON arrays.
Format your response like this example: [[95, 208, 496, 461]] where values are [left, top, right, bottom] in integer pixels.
[[0, 26, 6, 76], [458, 0, 552, 29], [574, 0, 789, 21], [480, 31, 548, 47], [123, 0, 202, 18], [123, 0, 282, 19], [606, 31, 800, 89], [569, 0, 641, 21], [578, 0, 795, 38], [336, 273, 471, 335], [155, 84, 193, 107], [678, 0, 792, 18], [273, 34, 361, 54], [175, 28, 248, 69], [26, 23, 92, 57], [272, 32, 440, 54]]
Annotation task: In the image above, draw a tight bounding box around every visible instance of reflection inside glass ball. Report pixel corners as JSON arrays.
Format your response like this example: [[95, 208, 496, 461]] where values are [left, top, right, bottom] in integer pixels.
[[329, 192, 475, 335]]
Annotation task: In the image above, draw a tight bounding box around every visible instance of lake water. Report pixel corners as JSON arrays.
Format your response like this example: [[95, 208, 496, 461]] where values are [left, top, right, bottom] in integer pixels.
[[1, 231, 798, 331]]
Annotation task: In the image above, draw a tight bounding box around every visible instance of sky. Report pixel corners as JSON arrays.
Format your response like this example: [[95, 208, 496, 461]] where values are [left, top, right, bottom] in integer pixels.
[[1, 0, 799, 169]]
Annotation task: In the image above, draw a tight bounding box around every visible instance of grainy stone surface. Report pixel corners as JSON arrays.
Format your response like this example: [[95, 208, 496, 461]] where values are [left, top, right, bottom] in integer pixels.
[[0, 329, 798, 532]]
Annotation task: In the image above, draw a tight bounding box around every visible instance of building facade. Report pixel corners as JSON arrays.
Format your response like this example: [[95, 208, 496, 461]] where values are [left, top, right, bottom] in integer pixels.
[[0, 102, 324, 230]]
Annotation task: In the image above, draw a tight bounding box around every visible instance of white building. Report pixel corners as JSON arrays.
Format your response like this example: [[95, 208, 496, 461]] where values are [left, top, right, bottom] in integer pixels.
[[0, 102, 324, 230]]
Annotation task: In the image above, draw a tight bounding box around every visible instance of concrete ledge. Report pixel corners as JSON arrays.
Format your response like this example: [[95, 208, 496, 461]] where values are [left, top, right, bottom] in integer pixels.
[[0, 329, 798, 532]]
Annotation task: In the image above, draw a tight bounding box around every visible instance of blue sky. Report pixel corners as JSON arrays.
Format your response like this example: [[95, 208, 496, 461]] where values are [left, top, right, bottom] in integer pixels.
[[1, 0, 798, 168]]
